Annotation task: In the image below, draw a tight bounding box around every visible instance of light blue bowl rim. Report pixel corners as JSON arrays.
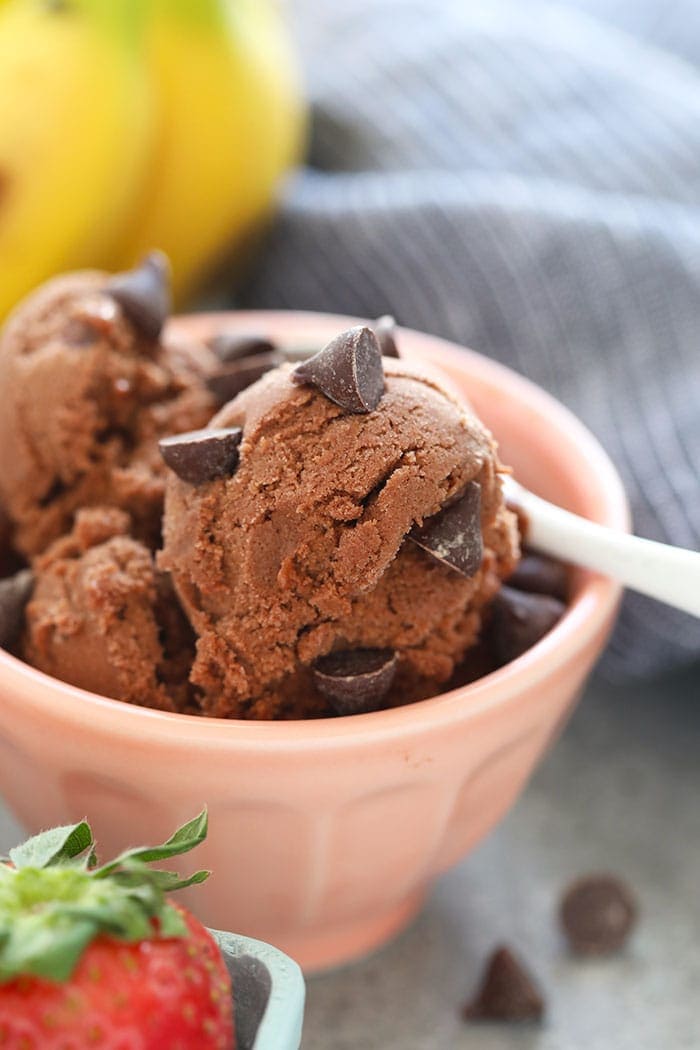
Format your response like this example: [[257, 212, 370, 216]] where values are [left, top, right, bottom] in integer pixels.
[[210, 928, 305, 1050]]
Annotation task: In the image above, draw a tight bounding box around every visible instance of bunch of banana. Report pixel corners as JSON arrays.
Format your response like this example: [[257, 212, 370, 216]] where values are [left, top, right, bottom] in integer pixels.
[[0, 0, 154, 320], [0, 0, 305, 321]]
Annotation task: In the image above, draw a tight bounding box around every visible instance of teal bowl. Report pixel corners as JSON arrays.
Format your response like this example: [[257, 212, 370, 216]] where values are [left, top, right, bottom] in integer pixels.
[[211, 930, 306, 1050]]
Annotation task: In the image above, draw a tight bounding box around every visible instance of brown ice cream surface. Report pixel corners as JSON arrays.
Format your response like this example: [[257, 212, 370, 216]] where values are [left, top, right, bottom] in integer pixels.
[[160, 360, 519, 719], [0, 271, 217, 558], [24, 506, 195, 712]]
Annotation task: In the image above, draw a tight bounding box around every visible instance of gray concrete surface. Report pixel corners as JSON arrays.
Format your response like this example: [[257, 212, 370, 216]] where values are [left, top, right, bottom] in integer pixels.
[[1, 664, 698, 1048]]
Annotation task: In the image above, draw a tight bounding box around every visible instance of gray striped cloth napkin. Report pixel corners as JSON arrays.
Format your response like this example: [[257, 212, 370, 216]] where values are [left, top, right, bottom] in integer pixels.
[[239, 0, 700, 680]]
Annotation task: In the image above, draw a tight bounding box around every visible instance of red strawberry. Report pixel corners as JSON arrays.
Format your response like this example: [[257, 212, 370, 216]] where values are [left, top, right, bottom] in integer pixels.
[[0, 811, 235, 1049]]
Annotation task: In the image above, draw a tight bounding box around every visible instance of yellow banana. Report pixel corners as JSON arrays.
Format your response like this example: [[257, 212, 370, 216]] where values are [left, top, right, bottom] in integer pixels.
[[114, 0, 306, 303], [0, 0, 154, 322]]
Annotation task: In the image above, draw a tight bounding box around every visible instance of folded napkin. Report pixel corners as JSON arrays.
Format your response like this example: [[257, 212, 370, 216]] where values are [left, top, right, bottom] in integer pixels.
[[240, 0, 700, 680]]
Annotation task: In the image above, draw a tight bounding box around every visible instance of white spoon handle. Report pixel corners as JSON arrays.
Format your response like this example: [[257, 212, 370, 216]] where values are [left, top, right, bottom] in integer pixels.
[[503, 477, 700, 618]]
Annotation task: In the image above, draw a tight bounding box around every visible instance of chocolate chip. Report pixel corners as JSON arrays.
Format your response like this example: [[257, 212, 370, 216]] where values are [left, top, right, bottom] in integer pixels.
[[374, 314, 400, 358], [105, 251, 171, 340], [208, 332, 277, 363], [206, 352, 282, 405], [159, 427, 242, 485], [312, 648, 398, 715], [560, 875, 638, 955], [408, 481, 482, 577], [447, 641, 498, 689], [462, 946, 544, 1023], [292, 326, 385, 414], [508, 553, 569, 602], [0, 569, 34, 650], [489, 585, 565, 665]]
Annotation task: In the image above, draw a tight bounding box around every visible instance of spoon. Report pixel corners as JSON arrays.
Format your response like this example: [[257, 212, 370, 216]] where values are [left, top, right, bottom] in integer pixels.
[[502, 476, 700, 618]]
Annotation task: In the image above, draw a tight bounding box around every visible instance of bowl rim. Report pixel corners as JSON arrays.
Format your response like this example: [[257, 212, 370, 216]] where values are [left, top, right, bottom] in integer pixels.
[[0, 310, 629, 750], [210, 928, 305, 1050]]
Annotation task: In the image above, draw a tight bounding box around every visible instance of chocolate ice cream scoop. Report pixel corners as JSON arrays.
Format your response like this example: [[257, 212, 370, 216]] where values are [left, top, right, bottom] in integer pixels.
[[23, 507, 193, 712], [160, 339, 518, 719], [0, 262, 217, 557]]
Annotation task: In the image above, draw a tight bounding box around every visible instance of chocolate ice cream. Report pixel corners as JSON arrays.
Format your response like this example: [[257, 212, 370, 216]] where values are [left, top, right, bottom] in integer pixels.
[[0, 259, 559, 719], [24, 507, 194, 712], [0, 255, 216, 558], [160, 327, 519, 719]]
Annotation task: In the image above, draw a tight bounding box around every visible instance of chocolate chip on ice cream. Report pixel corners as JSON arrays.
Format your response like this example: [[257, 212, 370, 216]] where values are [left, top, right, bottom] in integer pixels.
[[507, 552, 569, 602], [292, 325, 385, 413], [489, 585, 565, 665], [159, 428, 243, 485], [312, 648, 398, 715], [206, 352, 283, 405], [374, 314, 400, 358], [105, 251, 171, 341], [0, 569, 34, 650], [409, 481, 483, 577], [208, 332, 277, 363]]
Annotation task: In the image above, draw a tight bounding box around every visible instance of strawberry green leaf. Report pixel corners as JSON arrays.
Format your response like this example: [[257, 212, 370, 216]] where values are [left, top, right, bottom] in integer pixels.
[[0, 811, 211, 984], [0, 912, 98, 984], [110, 865, 211, 892], [8, 821, 94, 871], [158, 902, 187, 938], [154, 868, 210, 892], [94, 808, 208, 876]]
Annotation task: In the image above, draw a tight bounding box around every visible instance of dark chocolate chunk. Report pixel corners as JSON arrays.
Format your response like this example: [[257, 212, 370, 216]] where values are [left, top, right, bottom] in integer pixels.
[[508, 553, 569, 602], [159, 427, 242, 485], [489, 585, 565, 665], [560, 875, 638, 956], [447, 642, 498, 690], [206, 352, 282, 405], [408, 482, 482, 577], [462, 946, 544, 1023], [0, 532, 24, 580], [0, 569, 34, 650], [374, 314, 400, 358], [208, 332, 277, 363], [312, 648, 398, 715], [105, 251, 171, 340], [292, 326, 385, 413]]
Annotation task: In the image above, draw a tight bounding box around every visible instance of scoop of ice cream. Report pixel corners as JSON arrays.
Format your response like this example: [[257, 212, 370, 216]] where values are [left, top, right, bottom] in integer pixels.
[[160, 347, 519, 719], [0, 259, 216, 557], [24, 507, 195, 711]]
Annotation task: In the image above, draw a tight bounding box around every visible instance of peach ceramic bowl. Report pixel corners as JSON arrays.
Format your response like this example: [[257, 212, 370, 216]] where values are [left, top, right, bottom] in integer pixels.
[[0, 312, 628, 973]]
